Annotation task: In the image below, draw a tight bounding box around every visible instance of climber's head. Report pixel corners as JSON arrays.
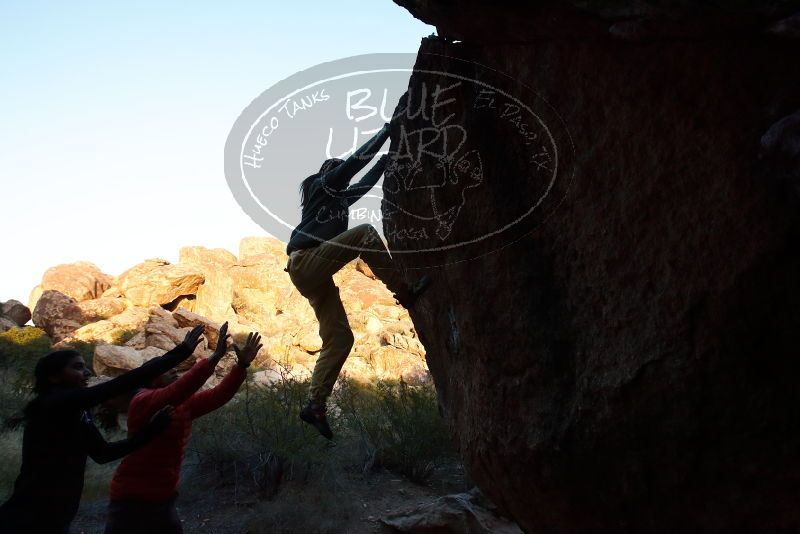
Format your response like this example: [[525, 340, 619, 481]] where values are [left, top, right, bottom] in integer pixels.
[[319, 158, 344, 175], [300, 158, 344, 208]]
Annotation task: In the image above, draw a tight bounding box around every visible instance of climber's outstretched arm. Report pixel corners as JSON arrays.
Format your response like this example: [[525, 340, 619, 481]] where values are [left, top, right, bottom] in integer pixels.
[[322, 123, 390, 190], [345, 154, 389, 205]]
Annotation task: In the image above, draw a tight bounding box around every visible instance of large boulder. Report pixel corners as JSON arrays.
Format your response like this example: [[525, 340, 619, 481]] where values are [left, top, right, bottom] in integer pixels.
[[229, 251, 311, 330], [31, 290, 85, 342], [0, 317, 18, 333], [177, 246, 237, 323], [117, 259, 205, 307], [1, 300, 31, 326], [172, 307, 222, 348], [144, 307, 191, 351], [77, 297, 127, 322], [380, 331, 425, 359], [251, 312, 305, 364], [143, 307, 212, 362], [238, 236, 288, 261], [93, 344, 167, 377], [386, 5, 800, 532], [335, 265, 397, 311], [35, 261, 113, 305], [179, 246, 237, 267], [69, 307, 150, 345], [230, 250, 288, 289], [362, 345, 428, 384], [293, 328, 322, 353]]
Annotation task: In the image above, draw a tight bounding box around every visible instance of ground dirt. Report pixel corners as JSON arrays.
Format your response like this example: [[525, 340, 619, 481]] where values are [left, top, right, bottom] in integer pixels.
[[72, 462, 468, 534]]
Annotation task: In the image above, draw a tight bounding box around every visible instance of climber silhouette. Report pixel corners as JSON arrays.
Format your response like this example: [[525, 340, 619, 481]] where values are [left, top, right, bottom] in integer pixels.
[[0, 326, 205, 533], [285, 112, 431, 440], [105, 323, 262, 534]]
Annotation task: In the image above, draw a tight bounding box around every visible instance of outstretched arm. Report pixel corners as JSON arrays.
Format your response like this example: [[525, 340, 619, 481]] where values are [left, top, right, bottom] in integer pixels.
[[42, 326, 205, 413], [322, 124, 390, 191], [85, 406, 173, 464], [345, 154, 389, 206], [186, 365, 246, 419], [187, 331, 261, 419], [129, 322, 233, 420], [131, 358, 216, 420]]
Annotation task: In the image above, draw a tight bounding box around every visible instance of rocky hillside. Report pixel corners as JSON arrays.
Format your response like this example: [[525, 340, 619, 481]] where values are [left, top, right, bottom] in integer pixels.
[[9, 237, 427, 385], [387, 1, 800, 532]]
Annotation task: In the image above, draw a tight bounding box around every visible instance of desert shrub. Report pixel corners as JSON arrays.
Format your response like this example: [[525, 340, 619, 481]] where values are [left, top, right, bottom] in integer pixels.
[[186, 365, 456, 497], [0, 327, 52, 423], [0, 327, 51, 369], [186, 366, 342, 499], [110, 328, 138, 346], [335, 378, 455, 483]]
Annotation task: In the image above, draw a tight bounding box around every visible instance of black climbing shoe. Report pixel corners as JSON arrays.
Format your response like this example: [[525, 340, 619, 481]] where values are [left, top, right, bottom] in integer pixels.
[[300, 400, 333, 440], [396, 275, 432, 309]]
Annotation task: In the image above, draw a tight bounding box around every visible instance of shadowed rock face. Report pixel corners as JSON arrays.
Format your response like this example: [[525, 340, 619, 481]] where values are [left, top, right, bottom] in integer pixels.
[[385, 4, 800, 532], [394, 0, 800, 41]]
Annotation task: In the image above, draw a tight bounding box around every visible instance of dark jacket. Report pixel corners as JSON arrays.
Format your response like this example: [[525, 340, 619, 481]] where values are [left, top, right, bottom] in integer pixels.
[[0, 344, 193, 531], [286, 125, 390, 254]]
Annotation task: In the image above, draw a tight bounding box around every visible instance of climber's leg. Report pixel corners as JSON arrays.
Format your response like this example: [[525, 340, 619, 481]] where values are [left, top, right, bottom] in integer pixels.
[[300, 224, 409, 297], [306, 277, 354, 402], [297, 277, 353, 439]]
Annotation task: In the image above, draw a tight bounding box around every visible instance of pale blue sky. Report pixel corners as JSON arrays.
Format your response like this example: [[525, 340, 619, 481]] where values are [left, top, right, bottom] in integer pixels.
[[0, 1, 433, 303]]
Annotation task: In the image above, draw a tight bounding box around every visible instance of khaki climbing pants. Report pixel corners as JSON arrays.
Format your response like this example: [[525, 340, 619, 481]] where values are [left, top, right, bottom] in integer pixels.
[[286, 224, 406, 402]]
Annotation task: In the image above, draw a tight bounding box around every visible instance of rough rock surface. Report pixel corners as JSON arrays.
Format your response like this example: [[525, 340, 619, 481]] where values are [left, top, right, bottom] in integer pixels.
[[770, 11, 800, 38], [386, 4, 800, 532], [144, 308, 200, 354], [381, 488, 522, 534], [172, 307, 222, 347], [0, 317, 18, 333], [77, 297, 127, 322], [94, 345, 166, 377], [29, 261, 113, 310], [238, 236, 288, 260], [394, 0, 800, 41], [118, 259, 205, 307], [69, 307, 150, 345], [32, 290, 85, 342], [29, 237, 428, 386], [1, 300, 31, 328], [178, 246, 237, 322]]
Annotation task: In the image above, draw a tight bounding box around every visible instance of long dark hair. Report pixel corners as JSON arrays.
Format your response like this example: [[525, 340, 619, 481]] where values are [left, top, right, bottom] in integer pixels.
[[23, 349, 82, 418], [300, 158, 344, 208]]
